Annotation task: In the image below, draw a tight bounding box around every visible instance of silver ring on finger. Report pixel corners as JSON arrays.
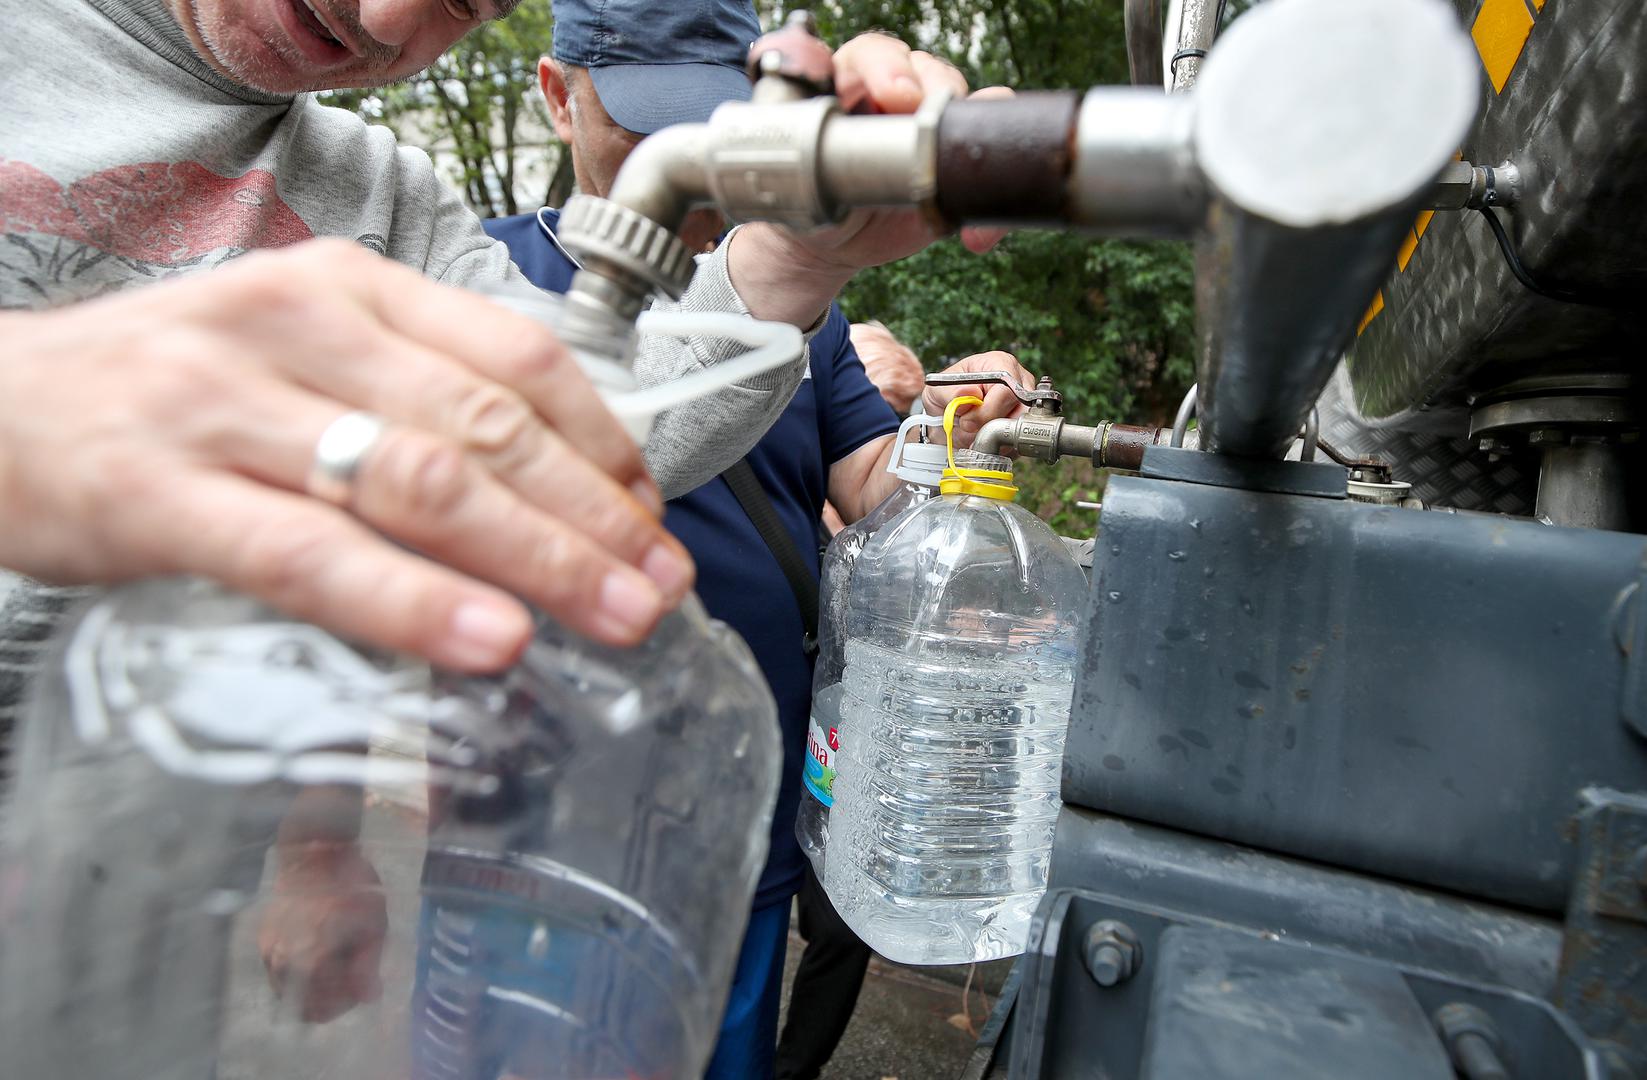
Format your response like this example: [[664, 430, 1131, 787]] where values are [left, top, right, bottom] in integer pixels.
[[307, 411, 388, 507]]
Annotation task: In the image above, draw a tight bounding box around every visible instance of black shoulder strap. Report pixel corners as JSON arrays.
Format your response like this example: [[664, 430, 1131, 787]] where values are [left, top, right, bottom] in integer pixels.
[[722, 458, 820, 653]]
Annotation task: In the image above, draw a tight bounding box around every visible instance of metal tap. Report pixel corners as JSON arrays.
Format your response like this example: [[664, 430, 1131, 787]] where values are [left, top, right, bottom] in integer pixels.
[[557, 0, 1478, 461], [927, 371, 1196, 468]]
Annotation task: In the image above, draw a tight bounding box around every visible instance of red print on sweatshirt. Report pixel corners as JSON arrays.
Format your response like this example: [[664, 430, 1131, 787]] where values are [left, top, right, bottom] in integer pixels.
[[0, 159, 313, 304]]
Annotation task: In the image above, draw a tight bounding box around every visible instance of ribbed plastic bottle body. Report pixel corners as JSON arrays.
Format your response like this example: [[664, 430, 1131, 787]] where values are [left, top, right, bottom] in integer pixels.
[[821, 491, 1086, 965], [0, 578, 780, 1080], [797, 481, 931, 875]]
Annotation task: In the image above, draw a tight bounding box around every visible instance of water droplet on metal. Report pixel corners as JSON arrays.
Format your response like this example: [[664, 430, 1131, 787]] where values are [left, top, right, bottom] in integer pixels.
[[528, 921, 552, 961]]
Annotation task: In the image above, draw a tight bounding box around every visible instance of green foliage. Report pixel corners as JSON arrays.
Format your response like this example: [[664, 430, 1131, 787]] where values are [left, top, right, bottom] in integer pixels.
[[323, 0, 563, 218], [839, 232, 1194, 428], [770, 0, 1130, 88], [1016, 458, 1106, 536]]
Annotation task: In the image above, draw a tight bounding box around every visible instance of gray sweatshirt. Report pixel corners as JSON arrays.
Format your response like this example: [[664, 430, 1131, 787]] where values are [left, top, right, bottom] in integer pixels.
[[0, 0, 810, 736]]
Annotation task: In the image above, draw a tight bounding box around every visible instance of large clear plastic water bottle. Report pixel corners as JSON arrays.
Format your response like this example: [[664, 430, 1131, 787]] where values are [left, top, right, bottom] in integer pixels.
[[0, 587, 778, 1080], [798, 415, 950, 875], [0, 293, 796, 1080], [822, 398, 1087, 965]]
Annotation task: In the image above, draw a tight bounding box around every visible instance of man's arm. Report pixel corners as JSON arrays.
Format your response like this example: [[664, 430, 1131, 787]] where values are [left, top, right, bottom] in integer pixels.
[[637, 236, 817, 499], [828, 352, 1039, 524]]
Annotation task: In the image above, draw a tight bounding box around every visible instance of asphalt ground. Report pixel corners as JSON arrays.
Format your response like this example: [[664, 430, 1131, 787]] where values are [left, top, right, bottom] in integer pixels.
[[776, 933, 1015, 1080]]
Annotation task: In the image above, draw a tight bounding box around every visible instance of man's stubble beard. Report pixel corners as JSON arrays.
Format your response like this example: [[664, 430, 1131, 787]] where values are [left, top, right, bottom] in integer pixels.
[[172, 0, 409, 94], [176, 0, 288, 90]]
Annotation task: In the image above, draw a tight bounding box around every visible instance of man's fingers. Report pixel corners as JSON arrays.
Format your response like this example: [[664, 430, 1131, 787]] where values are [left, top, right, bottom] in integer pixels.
[[142, 471, 534, 671], [834, 38, 968, 114], [219, 243, 658, 506], [981, 382, 1025, 422], [909, 51, 968, 101], [833, 32, 925, 114], [970, 85, 1015, 102], [341, 425, 678, 645], [195, 348, 692, 613], [312, 245, 653, 499], [269, 336, 685, 590], [921, 354, 1038, 434], [960, 226, 1009, 254]]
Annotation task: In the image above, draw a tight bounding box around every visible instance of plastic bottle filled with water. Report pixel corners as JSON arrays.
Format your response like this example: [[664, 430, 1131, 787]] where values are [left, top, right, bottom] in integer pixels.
[[822, 399, 1087, 965], [799, 414, 946, 876]]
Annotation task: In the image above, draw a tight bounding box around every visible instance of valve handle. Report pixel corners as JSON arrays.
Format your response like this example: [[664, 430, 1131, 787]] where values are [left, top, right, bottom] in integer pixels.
[[923, 370, 1063, 409]]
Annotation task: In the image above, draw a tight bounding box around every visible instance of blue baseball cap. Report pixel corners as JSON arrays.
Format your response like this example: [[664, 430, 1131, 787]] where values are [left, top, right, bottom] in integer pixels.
[[551, 0, 760, 135]]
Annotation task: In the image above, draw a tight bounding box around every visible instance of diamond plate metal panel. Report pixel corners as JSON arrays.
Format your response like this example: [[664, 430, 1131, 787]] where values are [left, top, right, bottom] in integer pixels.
[[1346, 0, 1647, 420]]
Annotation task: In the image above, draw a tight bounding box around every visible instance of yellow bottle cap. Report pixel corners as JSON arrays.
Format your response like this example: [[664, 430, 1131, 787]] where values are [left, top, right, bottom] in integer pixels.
[[939, 396, 1018, 501]]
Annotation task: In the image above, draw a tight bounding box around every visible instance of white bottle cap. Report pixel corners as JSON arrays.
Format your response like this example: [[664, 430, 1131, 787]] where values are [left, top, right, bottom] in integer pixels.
[[886, 414, 948, 487]]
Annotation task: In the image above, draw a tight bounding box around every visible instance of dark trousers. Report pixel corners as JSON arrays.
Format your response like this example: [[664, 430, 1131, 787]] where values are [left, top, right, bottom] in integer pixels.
[[774, 866, 872, 1080]]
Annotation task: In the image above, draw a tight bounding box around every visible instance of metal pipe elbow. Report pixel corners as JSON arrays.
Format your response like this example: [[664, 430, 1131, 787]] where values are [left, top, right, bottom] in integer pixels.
[[606, 123, 712, 231], [974, 418, 1020, 457]]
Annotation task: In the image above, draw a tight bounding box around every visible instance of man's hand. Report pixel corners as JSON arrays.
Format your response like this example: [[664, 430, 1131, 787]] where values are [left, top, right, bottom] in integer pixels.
[[921, 352, 1039, 449], [0, 240, 695, 671], [848, 322, 924, 416], [257, 841, 388, 1024], [728, 34, 1011, 328], [828, 351, 1037, 524]]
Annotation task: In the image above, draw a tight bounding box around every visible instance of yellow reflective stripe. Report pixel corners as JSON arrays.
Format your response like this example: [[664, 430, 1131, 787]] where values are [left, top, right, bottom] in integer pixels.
[[1363, 0, 1542, 338], [1357, 290, 1385, 336], [1472, 0, 1535, 94], [1396, 228, 1421, 272]]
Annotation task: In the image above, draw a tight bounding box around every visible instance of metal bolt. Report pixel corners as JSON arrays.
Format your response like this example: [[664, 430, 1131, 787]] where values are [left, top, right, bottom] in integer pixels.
[[1434, 1003, 1509, 1080], [1089, 943, 1127, 986], [1082, 920, 1143, 988], [527, 921, 552, 961]]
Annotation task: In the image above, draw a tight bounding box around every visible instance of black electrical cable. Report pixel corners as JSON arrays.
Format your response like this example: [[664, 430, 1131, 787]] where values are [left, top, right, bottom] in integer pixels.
[[1475, 206, 1611, 307], [1169, 47, 1207, 78]]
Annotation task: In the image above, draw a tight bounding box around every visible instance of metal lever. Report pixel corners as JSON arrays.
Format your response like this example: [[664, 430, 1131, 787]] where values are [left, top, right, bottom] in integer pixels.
[[923, 371, 1064, 411]]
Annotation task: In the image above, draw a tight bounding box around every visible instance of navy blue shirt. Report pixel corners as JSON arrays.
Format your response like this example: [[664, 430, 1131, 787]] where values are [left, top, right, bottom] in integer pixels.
[[484, 210, 900, 908]]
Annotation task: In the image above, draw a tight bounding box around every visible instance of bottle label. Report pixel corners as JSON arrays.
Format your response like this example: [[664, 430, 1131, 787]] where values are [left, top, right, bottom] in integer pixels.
[[802, 716, 839, 807]]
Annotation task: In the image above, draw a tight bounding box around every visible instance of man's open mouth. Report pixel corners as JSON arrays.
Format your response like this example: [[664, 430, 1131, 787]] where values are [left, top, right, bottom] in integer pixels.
[[289, 0, 348, 51]]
